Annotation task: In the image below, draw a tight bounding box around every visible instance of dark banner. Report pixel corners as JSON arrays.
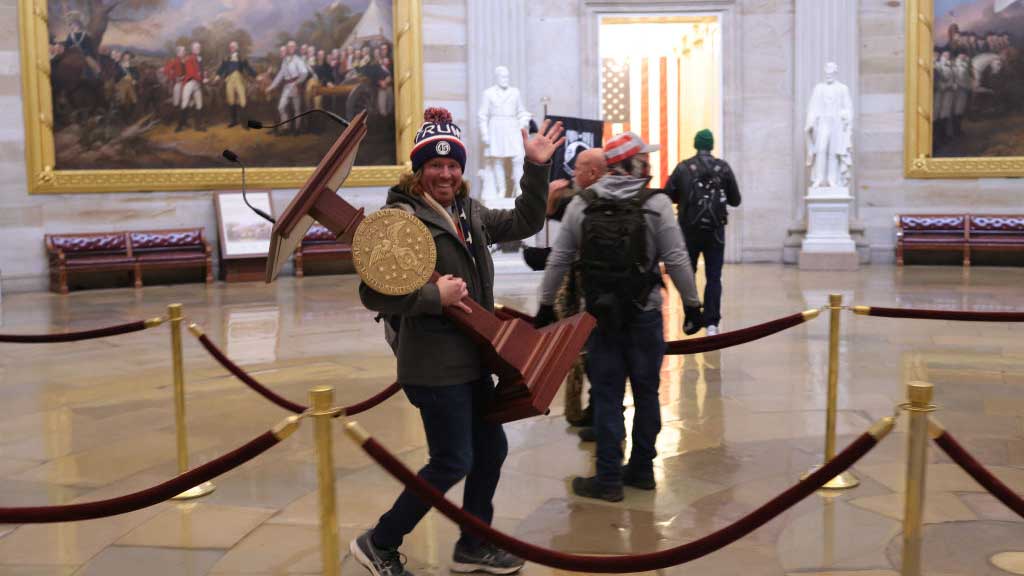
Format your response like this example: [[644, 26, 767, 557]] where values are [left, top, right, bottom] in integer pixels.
[[546, 115, 604, 182]]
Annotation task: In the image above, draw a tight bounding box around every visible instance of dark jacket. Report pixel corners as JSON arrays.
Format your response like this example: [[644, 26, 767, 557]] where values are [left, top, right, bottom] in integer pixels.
[[359, 160, 551, 387], [216, 58, 257, 78], [664, 151, 741, 229]]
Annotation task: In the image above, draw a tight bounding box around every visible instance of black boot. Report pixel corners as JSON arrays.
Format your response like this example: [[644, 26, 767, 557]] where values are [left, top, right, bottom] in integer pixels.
[[194, 110, 207, 132], [175, 109, 187, 132], [228, 105, 238, 128]]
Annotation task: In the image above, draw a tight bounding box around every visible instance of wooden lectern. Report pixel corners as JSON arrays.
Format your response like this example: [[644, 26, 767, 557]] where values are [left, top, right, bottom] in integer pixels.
[[266, 112, 368, 283], [265, 111, 595, 423]]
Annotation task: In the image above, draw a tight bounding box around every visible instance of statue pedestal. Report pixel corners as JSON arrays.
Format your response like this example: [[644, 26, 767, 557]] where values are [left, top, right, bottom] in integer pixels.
[[799, 187, 858, 271]]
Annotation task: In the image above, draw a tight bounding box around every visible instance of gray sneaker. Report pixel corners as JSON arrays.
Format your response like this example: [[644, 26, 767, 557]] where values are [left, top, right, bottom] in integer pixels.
[[350, 530, 413, 576], [451, 540, 524, 574]]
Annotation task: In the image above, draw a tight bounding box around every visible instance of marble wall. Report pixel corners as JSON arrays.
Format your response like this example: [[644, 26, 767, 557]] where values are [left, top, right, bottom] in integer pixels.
[[3, 0, 1024, 291], [857, 0, 1024, 263]]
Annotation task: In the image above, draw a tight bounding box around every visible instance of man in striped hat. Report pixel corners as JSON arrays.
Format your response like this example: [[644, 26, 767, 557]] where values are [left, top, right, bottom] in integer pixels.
[[535, 131, 703, 502], [352, 107, 565, 576]]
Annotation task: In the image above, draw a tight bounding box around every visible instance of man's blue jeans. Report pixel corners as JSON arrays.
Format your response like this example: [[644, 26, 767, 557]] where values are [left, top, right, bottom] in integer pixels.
[[684, 227, 726, 326], [373, 380, 508, 549], [585, 310, 667, 487]]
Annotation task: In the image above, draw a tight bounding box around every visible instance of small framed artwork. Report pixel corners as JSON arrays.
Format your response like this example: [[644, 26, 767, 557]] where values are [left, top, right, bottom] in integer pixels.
[[213, 191, 274, 259]]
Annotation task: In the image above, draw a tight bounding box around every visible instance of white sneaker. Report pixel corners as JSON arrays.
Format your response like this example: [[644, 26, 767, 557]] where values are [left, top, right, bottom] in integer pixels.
[[705, 325, 719, 336]]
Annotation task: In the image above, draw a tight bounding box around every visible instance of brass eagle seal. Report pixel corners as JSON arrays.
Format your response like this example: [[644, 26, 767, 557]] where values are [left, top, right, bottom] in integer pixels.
[[352, 209, 436, 295]]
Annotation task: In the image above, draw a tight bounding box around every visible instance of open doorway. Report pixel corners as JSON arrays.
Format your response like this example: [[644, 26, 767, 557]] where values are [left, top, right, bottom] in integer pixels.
[[598, 15, 723, 187]]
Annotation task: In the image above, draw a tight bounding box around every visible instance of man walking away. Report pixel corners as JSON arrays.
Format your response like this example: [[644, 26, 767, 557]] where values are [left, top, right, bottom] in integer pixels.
[[665, 129, 741, 336]]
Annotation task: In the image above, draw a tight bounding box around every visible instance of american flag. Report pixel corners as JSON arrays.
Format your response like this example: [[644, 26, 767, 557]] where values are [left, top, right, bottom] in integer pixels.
[[601, 55, 691, 187]]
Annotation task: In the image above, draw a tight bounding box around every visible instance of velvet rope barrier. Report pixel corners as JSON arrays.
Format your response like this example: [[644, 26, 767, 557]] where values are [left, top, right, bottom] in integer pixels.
[[853, 306, 1024, 322], [498, 305, 821, 356], [665, 310, 820, 356], [344, 416, 894, 573], [188, 324, 401, 417], [932, 428, 1024, 518], [0, 415, 301, 524], [0, 316, 165, 343]]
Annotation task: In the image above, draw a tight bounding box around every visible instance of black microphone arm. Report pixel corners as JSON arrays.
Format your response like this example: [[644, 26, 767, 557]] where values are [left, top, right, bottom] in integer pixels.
[[222, 149, 276, 225], [247, 108, 350, 130]]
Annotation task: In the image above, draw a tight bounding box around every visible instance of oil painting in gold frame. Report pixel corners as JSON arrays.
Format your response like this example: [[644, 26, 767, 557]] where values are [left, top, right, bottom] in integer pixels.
[[905, 0, 1024, 178], [18, 0, 423, 194]]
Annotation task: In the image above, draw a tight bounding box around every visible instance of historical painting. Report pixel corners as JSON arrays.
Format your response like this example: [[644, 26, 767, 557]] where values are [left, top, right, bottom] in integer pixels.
[[18, 0, 422, 192], [905, 0, 1024, 177], [932, 0, 1024, 156]]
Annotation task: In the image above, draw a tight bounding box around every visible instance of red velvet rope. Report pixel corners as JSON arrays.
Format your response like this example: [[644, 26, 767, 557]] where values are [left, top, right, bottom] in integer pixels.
[[0, 431, 279, 524], [0, 320, 151, 343], [665, 312, 807, 355], [339, 382, 402, 416], [359, 431, 878, 572], [195, 333, 401, 416], [497, 305, 810, 356], [859, 306, 1024, 322], [933, 431, 1024, 518], [195, 333, 307, 413]]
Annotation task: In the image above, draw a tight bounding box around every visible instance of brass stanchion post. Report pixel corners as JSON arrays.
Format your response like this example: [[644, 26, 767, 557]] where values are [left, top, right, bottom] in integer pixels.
[[311, 386, 340, 576], [804, 293, 859, 489], [169, 303, 215, 500], [901, 381, 934, 576]]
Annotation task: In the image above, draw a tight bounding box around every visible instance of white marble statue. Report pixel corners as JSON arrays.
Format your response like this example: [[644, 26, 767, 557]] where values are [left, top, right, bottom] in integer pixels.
[[478, 65, 532, 202], [805, 62, 853, 189]]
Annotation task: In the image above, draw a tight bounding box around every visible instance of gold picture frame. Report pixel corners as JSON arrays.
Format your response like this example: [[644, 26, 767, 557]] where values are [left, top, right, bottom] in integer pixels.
[[18, 0, 423, 194], [904, 0, 1024, 178]]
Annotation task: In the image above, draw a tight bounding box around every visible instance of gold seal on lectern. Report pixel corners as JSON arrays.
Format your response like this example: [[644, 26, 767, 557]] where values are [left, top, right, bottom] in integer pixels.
[[352, 209, 436, 295]]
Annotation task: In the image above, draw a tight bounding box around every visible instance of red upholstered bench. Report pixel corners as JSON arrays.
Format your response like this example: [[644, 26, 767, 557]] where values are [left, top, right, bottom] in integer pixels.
[[967, 215, 1024, 264], [128, 228, 213, 288], [45, 232, 135, 294], [294, 223, 353, 277], [895, 214, 968, 266]]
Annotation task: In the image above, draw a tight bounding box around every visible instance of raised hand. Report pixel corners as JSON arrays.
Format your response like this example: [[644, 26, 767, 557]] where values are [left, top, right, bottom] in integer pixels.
[[522, 119, 566, 165]]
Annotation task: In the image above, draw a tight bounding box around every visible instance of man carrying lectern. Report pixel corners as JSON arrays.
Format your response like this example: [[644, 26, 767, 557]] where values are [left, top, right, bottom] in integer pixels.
[[351, 107, 564, 576]]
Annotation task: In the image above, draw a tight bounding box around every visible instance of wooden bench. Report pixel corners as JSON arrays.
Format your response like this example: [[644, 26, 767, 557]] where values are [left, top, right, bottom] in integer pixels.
[[294, 223, 353, 277], [46, 232, 135, 294], [45, 228, 213, 293], [128, 228, 213, 288], [896, 214, 1024, 266]]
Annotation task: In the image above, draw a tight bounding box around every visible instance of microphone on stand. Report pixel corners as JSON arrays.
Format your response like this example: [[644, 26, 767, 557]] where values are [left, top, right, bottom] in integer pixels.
[[247, 108, 350, 131], [222, 149, 276, 224]]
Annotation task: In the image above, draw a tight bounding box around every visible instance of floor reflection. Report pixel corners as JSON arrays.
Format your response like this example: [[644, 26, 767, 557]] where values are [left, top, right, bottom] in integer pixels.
[[0, 264, 1022, 575]]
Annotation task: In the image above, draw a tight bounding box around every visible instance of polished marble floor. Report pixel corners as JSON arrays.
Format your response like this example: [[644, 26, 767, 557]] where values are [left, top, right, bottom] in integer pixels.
[[0, 263, 1022, 575]]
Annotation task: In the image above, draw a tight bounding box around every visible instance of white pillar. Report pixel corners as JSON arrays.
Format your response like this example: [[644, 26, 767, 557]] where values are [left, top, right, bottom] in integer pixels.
[[795, 0, 859, 270]]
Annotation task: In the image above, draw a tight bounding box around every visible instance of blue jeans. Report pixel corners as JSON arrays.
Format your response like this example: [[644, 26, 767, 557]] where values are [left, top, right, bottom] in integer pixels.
[[585, 310, 667, 486], [373, 380, 508, 549], [684, 227, 725, 326]]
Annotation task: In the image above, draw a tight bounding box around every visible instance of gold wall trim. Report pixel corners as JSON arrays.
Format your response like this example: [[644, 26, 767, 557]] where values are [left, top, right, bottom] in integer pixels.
[[903, 0, 1024, 178], [18, 0, 423, 194]]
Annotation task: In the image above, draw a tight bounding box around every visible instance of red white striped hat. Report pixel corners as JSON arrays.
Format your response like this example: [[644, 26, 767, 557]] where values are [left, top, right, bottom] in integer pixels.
[[603, 131, 660, 165]]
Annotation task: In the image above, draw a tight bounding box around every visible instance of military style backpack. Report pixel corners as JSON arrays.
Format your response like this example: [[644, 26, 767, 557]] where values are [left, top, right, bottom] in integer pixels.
[[683, 156, 729, 232], [578, 188, 661, 330]]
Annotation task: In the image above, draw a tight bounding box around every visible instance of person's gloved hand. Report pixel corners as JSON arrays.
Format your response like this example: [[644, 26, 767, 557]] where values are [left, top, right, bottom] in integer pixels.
[[534, 304, 556, 328], [683, 305, 704, 336]]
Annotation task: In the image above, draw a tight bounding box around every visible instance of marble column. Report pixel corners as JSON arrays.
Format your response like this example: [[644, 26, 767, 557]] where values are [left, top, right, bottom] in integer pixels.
[[793, 0, 860, 270], [467, 0, 528, 202]]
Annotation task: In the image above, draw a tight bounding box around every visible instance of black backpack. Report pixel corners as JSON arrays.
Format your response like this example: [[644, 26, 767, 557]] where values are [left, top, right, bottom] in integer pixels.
[[578, 188, 661, 330], [683, 156, 729, 231]]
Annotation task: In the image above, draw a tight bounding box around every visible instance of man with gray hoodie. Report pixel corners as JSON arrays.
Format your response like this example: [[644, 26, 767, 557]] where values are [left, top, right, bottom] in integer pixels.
[[534, 132, 702, 502]]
